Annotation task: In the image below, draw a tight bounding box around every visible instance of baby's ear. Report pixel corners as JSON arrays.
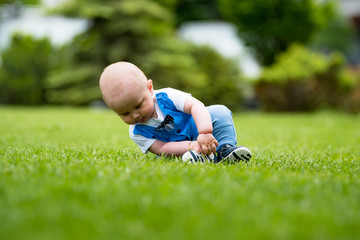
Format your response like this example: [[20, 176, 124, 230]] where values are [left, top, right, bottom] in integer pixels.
[[147, 79, 153, 92]]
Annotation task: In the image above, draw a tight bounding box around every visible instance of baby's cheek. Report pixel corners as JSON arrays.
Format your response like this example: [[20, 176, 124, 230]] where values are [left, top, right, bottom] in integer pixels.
[[121, 116, 132, 124]]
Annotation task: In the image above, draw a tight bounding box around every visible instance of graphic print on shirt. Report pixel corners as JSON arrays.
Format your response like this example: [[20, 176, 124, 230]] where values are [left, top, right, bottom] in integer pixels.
[[155, 115, 174, 131]]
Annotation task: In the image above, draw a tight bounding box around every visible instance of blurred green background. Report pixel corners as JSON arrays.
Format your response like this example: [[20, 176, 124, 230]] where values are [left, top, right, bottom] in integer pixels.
[[0, 0, 360, 113]]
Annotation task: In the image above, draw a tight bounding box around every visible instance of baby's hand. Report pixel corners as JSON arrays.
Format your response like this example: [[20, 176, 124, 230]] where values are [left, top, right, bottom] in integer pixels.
[[196, 133, 218, 155], [188, 141, 201, 153]]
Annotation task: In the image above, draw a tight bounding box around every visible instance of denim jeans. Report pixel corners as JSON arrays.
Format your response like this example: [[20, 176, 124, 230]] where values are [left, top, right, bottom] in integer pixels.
[[206, 105, 237, 150]]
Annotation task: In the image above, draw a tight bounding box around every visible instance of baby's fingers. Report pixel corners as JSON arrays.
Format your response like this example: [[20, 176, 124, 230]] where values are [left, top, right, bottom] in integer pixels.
[[211, 143, 217, 154], [200, 145, 209, 155]]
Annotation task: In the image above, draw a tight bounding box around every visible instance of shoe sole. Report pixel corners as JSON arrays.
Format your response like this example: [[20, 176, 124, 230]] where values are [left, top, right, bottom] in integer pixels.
[[222, 147, 252, 163]]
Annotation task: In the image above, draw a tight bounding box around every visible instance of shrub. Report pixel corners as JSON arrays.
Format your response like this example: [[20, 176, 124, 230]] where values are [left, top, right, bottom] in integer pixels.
[[254, 44, 355, 112], [341, 67, 360, 114], [189, 45, 244, 110], [0, 33, 53, 105]]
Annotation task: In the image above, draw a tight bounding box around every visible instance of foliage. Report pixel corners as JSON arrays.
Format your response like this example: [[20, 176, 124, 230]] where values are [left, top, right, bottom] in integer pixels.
[[254, 44, 357, 112], [45, 0, 200, 105], [0, 0, 39, 5], [1, 107, 360, 240], [218, 0, 334, 65], [342, 67, 360, 114], [309, 13, 358, 59], [46, 0, 244, 107], [174, 0, 221, 26], [0, 33, 53, 105], [189, 45, 243, 109], [153, 0, 178, 9]]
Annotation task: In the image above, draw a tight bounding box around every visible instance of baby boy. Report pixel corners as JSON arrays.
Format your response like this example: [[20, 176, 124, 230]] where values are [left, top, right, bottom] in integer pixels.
[[99, 61, 251, 163]]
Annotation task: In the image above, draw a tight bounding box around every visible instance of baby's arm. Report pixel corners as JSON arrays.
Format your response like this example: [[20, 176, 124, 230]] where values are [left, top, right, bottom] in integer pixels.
[[149, 140, 201, 157], [148, 95, 218, 156], [183, 96, 218, 155]]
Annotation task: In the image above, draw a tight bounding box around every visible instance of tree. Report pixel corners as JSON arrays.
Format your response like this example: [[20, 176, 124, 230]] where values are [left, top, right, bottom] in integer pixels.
[[0, 0, 39, 6], [190, 45, 244, 110], [0, 33, 52, 104], [309, 14, 358, 63], [218, 0, 334, 65], [46, 0, 244, 107], [45, 0, 207, 105], [174, 0, 221, 26]]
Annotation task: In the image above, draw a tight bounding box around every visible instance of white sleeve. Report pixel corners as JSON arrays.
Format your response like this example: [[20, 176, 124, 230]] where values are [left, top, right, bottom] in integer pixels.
[[129, 125, 156, 153], [159, 88, 191, 112]]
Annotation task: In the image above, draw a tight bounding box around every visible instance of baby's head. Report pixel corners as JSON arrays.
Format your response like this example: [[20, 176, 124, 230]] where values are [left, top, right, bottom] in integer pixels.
[[99, 62, 156, 124]]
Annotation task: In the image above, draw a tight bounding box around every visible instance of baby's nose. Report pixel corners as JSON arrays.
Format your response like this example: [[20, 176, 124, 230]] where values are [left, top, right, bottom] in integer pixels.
[[133, 112, 140, 119]]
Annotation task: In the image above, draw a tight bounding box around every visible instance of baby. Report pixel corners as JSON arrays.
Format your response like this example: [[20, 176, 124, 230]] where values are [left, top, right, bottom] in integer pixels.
[[99, 61, 251, 163]]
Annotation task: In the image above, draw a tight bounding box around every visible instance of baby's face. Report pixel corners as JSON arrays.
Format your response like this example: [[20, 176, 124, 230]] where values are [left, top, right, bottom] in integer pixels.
[[113, 80, 156, 125], [100, 62, 156, 124]]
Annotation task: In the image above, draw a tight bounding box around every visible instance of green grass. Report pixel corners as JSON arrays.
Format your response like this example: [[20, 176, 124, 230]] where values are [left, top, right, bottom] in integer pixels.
[[0, 107, 359, 240]]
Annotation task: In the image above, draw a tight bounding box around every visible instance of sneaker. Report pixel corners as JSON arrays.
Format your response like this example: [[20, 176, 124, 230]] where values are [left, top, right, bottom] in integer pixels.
[[181, 150, 216, 164], [217, 144, 252, 163]]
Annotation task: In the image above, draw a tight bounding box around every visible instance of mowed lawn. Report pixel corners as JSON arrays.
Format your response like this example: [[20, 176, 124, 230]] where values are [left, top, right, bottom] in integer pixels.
[[0, 107, 359, 240]]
